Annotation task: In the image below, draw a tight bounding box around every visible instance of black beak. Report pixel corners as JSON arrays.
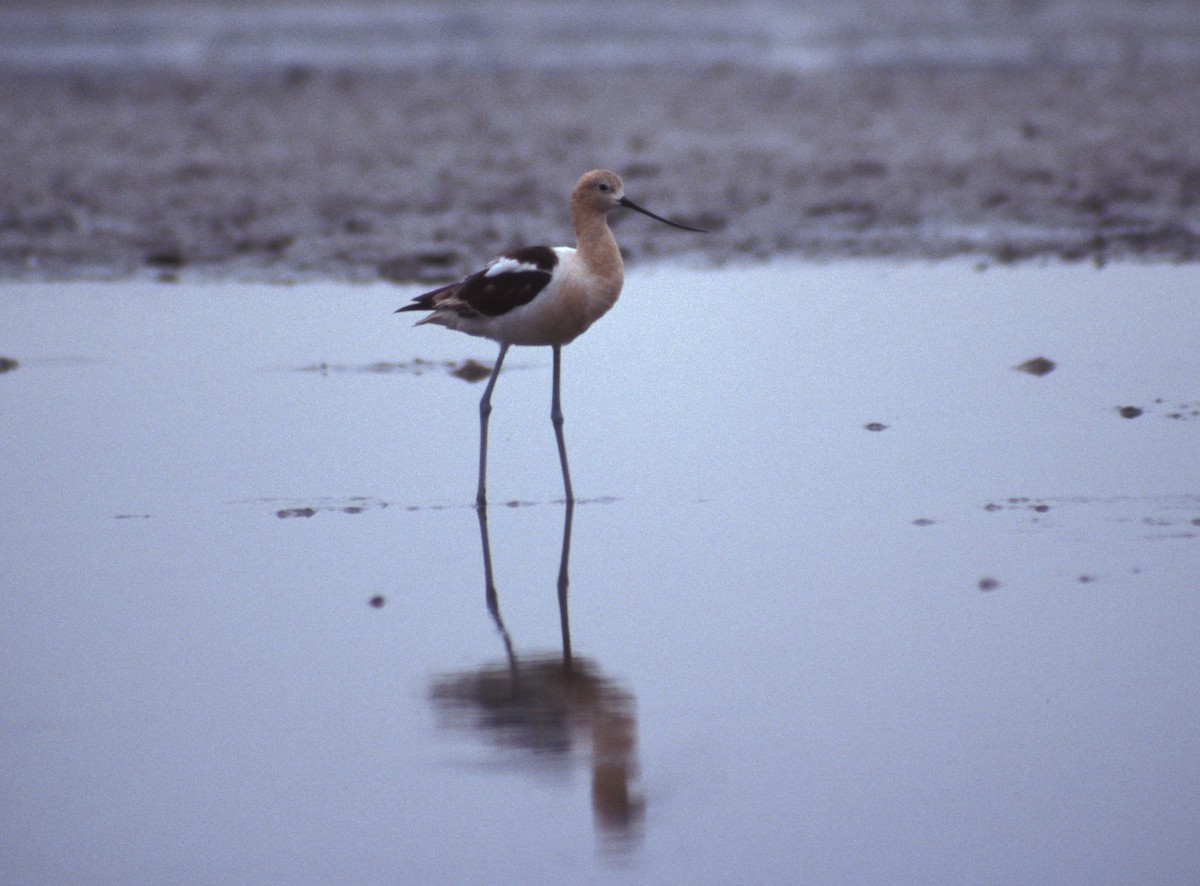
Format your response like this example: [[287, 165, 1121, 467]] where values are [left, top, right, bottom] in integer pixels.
[[618, 196, 706, 232]]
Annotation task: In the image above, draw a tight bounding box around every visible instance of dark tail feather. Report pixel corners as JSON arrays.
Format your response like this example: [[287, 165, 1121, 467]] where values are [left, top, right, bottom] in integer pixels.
[[395, 282, 456, 314], [395, 295, 433, 314]]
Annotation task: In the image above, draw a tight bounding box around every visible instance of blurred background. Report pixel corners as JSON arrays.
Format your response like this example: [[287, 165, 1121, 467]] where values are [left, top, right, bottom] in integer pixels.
[[2, 0, 1199, 280]]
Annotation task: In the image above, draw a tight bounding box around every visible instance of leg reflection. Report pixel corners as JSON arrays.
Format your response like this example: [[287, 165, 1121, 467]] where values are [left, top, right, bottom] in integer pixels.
[[433, 500, 643, 852], [476, 503, 516, 678], [557, 498, 574, 673]]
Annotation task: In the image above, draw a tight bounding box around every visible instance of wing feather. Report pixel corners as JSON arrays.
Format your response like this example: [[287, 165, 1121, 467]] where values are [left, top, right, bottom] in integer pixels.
[[395, 246, 558, 319]]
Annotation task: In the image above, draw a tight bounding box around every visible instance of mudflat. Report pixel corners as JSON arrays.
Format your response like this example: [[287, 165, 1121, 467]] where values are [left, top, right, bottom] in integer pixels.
[[2, 2, 1199, 280]]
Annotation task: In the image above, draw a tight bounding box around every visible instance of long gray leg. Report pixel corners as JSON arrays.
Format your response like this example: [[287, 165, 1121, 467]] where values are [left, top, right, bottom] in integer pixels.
[[476, 343, 509, 508], [550, 345, 575, 504]]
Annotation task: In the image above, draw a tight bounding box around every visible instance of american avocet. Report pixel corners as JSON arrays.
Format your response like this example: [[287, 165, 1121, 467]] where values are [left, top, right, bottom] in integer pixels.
[[397, 169, 703, 507]]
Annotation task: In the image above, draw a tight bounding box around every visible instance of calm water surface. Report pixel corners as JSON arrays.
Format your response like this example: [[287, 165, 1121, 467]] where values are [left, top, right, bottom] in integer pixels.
[[2, 262, 1198, 883]]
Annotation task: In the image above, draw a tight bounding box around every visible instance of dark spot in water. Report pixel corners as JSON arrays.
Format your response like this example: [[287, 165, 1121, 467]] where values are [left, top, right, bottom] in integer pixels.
[[277, 507, 317, 519], [1117, 405, 1143, 419], [1163, 401, 1200, 420], [451, 359, 492, 382], [912, 517, 936, 526], [114, 513, 151, 519], [978, 577, 1000, 592], [985, 498, 1051, 515], [369, 595, 386, 608], [864, 422, 888, 432], [0, 356, 18, 373], [1015, 356, 1056, 376], [295, 357, 493, 382], [1078, 574, 1094, 584]]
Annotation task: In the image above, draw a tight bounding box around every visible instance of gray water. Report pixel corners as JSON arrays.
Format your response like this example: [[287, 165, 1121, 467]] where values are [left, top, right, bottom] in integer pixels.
[[2, 262, 1198, 883]]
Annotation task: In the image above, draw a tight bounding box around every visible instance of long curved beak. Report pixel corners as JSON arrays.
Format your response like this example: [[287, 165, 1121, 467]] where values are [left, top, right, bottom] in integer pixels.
[[618, 196, 706, 232]]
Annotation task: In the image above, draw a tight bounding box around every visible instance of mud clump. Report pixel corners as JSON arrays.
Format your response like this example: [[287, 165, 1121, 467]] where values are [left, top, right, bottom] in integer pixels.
[[1015, 357, 1056, 376]]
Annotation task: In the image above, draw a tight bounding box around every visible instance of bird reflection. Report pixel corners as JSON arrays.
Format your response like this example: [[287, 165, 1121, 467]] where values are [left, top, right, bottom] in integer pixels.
[[429, 500, 644, 852]]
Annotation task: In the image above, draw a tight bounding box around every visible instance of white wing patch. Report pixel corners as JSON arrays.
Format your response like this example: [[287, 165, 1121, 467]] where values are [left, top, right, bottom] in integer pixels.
[[485, 256, 542, 277]]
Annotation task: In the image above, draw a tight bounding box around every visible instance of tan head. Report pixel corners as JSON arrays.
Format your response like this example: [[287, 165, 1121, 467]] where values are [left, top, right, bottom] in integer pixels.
[[571, 169, 705, 231], [571, 169, 627, 215]]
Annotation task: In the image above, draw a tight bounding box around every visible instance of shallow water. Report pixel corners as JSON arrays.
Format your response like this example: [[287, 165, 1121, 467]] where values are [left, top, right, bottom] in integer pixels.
[[2, 262, 1199, 883]]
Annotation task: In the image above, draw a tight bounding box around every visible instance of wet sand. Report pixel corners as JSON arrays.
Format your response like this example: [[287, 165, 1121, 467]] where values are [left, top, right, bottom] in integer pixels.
[[2, 8, 1199, 281]]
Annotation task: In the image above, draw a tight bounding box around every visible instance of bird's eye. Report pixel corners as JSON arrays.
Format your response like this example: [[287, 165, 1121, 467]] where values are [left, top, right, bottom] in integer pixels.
[[597, 182, 611, 192]]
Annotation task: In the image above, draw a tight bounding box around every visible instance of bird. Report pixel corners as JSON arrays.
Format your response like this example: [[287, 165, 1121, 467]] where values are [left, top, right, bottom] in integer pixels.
[[396, 169, 704, 508]]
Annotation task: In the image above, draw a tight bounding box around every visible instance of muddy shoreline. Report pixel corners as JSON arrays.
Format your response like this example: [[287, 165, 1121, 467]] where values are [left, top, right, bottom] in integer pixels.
[[3, 61, 1200, 282]]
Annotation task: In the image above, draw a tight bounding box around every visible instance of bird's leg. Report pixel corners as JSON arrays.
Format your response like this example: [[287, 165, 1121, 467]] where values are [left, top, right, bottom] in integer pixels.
[[477, 343, 509, 508], [550, 345, 575, 504]]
